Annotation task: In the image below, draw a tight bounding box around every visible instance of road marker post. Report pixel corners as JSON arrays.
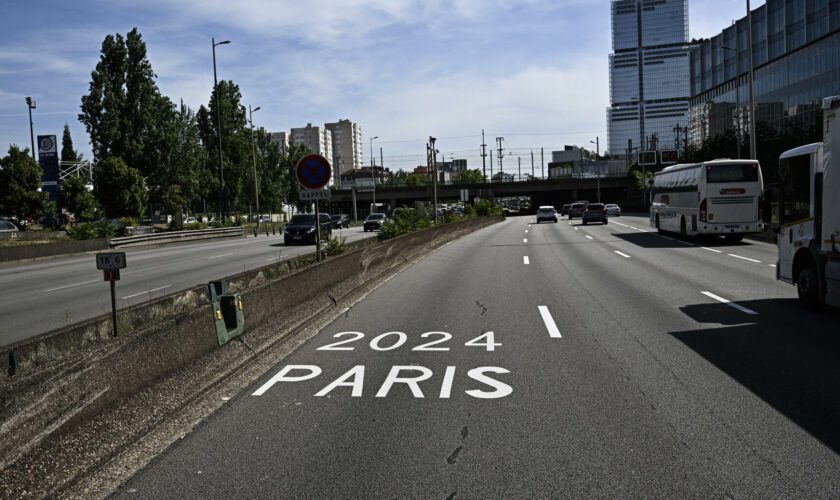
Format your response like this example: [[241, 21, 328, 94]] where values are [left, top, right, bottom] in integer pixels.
[[96, 252, 127, 337]]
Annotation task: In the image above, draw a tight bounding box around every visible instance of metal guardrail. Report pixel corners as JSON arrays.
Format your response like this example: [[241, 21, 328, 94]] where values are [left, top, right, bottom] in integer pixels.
[[109, 226, 245, 248]]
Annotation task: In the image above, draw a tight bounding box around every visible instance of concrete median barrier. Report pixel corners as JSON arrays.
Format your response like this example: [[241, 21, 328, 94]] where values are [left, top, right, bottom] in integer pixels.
[[0, 238, 109, 263], [0, 216, 502, 477]]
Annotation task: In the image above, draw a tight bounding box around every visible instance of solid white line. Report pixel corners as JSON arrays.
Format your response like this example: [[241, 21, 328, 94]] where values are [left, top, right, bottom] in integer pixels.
[[537, 305, 562, 338], [208, 252, 234, 260], [523, 238, 528, 243], [614, 250, 631, 258], [728, 253, 761, 263], [661, 236, 675, 241], [573, 227, 579, 231], [612, 221, 631, 228], [585, 235, 594, 240], [525, 230, 529, 233], [523, 256, 530, 265], [769, 264, 777, 268], [701, 291, 758, 315], [265, 257, 281, 262], [44, 279, 99, 293], [701, 247, 723, 253], [122, 285, 172, 300]]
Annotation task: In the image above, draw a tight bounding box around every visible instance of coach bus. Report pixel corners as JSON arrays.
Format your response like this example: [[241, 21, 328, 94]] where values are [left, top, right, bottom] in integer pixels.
[[649, 159, 764, 241]]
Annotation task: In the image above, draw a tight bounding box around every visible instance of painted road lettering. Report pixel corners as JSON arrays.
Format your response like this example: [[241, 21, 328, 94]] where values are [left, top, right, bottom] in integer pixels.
[[317, 330, 501, 352], [252, 364, 513, 399]]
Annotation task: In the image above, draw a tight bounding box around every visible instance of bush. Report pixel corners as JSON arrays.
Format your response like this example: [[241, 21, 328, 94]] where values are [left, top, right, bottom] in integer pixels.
[[474, 199, 504, 217], [66, 219, 124, 239], [379, 207, 431, 241], [323, 236, 349, 256], [66, 222, 97, 240]]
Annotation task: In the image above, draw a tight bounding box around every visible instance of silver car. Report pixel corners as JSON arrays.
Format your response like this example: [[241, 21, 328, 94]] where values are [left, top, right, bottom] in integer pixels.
[[536, 206, 558, 223], [605, 204, 622, 216], [0, 220, 20, 240]]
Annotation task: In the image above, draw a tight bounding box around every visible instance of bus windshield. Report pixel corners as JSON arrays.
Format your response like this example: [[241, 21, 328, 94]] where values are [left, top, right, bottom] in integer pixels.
[[706, 163, 759, 183]]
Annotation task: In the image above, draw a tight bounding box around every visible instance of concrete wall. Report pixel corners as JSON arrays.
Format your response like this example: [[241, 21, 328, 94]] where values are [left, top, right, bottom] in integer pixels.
[[0, 239, 109, 262], [0, 216, 501, 470]]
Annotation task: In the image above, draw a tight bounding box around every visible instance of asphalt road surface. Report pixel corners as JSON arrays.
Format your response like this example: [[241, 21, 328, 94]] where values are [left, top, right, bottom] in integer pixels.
[[0, 227, 375, 346], [116, 215, 840, 498]]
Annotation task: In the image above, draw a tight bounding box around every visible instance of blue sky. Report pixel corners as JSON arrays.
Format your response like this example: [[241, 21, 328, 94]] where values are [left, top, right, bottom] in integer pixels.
[[0, 0, 756, 171]]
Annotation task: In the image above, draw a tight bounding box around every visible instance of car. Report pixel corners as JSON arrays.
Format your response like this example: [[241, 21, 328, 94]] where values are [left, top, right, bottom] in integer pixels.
[[284, 213, 332, 245], [582, 203, 608, 225], [560, 204, 571, 216], [183, 216, 199, 225], [331, 214, 351, 229], [536, 206, 558, 223], [568, 202, 588, 219], [258, 215, 272, 224], [605, 204, 622, 216], [0, 220, 20, 240], [363, 213, 388, 232]]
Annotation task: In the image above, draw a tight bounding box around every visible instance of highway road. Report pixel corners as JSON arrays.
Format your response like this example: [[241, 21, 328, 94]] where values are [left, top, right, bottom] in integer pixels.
[[0, 227, 376, 347], [115, 215, 840, 497]]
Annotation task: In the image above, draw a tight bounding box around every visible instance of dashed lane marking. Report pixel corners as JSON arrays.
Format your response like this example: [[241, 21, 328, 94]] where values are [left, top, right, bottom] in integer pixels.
[[728, 253, 761, 263], [585, 235, 594, 240], [44, 279, 99, 293], [701, 247, 723, 253], [122, 285, 172, 300], [523, 256, 530, 265], [613, 251, 631, 258], [701, 291, 758, 315], [537, 305, 562, 338]]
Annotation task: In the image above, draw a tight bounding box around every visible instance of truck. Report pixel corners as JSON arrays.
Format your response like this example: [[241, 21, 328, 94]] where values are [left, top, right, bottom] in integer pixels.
[[773, 95, 840, 309]]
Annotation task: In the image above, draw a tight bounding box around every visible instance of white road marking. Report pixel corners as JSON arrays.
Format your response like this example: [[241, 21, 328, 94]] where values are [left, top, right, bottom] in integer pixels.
[[265, 257, 281, 262], [523, 256, 530, 265], [525, 230, 529, 233], [769, 264, 777, 268], [612, 221, 630, 228], [122, 285, 172, 300], [208, 252, 234, 260], [661, 236, 675, 241], [728, 253, 761, 263], [613, 251, 631, 258], [701, 291, 758, 315], [573, 227, 579, 231], [629, 226, 646, 232], [523, 238, 528, 243], [585, 235, 594, 240], [537, 306, 562, 338], [44, 279, 99, 293], [701, 247, 722, 253]]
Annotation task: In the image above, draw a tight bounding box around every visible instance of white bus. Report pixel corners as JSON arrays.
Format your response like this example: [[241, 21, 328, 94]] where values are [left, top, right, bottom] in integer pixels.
[[649, 159, 764, 241]]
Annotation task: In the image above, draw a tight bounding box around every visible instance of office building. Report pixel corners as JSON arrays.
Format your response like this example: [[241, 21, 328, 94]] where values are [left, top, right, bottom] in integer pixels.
[[607, 0, 694, 158], [325, 119, 363, 173], [688, 0, 840, 169], [269, 132, 289, 155]]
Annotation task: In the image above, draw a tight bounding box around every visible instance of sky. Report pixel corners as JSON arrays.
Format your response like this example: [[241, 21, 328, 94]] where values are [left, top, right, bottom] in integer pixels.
[[0, 0, 758, 172]]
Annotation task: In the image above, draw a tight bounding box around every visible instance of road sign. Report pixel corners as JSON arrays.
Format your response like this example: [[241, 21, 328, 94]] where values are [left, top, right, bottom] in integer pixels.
[[103, 269, 120, 281], [300, 189, 331, 201], [96, 252, 127, 270], [296, 154, 332, 190]]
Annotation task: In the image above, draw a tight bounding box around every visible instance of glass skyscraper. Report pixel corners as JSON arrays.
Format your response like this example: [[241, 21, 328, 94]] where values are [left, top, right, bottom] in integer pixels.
[[607, 0, 694, 158], [688, 0, 840, 183]]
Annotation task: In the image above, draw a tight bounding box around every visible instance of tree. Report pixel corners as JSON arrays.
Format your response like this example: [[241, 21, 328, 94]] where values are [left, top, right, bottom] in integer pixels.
[[453, 168, 484, 184], [61, 123, 82, 162], [0, 146, 50, 223], [276, 143, 311, 208], [60, 174, 98, 222], [93, 156, 147, 218]]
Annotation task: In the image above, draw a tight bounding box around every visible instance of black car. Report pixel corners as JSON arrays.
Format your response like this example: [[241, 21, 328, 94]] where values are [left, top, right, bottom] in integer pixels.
[[363, 213, 388, 231], [560, 204, 571, 216], [284, 213, 332, 245], [568, 202, 588, 219], [582, 203, 608, 225], [331, 214, 351, 229]]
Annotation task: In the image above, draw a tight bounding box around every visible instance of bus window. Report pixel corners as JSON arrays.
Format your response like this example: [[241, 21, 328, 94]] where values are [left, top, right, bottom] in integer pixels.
[[779, 155, 811, 225], [706, 163, 759, 183]]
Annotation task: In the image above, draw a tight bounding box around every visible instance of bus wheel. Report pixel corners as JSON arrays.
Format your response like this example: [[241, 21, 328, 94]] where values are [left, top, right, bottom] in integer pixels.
[[796, 260, 821, 310], [724, 234, 744, 243], [680, 217, 687, 239]]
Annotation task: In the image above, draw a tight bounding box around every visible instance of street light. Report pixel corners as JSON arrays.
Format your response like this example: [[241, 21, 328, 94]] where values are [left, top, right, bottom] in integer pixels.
[[746, 0, 757, 160], [370, 135, 378, 208], [212, 37, 231, 220], [249, 104, 261, 223], [590, 137, 601, 203], [722, 44, 741, 159], [25, 97, 36, 162]]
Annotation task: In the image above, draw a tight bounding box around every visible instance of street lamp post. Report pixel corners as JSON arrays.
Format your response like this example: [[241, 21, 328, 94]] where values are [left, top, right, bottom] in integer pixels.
[[746, 0, 757, 160], [212, 37, 231, 220], [25, 97, 36, 162], [369, 136, 379, 210], [430, 136, 438, 224], [249, 105, 261, 223], [590, 137, 600, 202]]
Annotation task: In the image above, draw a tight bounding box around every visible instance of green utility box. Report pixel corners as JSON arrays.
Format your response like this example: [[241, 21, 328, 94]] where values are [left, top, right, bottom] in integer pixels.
[[208, 280, 245, 346]]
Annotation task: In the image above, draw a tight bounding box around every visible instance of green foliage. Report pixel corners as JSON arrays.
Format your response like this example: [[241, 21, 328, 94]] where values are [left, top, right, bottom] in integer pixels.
[[0, 145, 51, 222], [60, 174, 98, 222], [66, 220, 123, 240], [628, 168, 653, 192], [323, 236, 349, 256], [61, 123, 82, 162], [93, 156, 147, 218], [378, 207, 431, 241], [453, 168, 484, 184], [474, 199, 503, 216], [405, 172, 430, 187]]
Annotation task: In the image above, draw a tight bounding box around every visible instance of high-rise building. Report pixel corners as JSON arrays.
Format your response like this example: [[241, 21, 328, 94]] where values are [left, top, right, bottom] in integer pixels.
[[269, 132, 289, 155], [688, 0, 840, 183], [290, 124, 334, 185], [607, 0, 694, 158], [325, 119, 363, 173]]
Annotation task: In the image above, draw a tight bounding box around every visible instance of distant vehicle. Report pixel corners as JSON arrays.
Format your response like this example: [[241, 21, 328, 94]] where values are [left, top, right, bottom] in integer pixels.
[[568, 202, 588, 219], [363, 213, 387, 232], [771, 95, 840, 309], [649, 159, 764, 240], [582, 203, 608, 225], [284, 213, 332, 245], [331, 214, 351, 229], [0, 220, 20, 239], [183, 216, 199, 225], [560, 204, 571, 216], [605, 204, 622, 216], [258, 215, 271, 224], [536, 206, 558, 223]]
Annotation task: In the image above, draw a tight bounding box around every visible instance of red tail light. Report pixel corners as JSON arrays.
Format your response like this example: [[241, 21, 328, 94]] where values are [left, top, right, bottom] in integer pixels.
[[699, 198, 707, 222]]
